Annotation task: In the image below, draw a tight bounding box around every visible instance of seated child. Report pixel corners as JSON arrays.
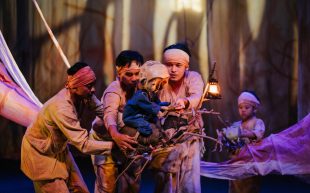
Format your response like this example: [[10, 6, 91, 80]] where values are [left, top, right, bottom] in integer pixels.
[[218, 91, 265, 193], [122, 60, 170, 137], [219, 91, 265, 151]]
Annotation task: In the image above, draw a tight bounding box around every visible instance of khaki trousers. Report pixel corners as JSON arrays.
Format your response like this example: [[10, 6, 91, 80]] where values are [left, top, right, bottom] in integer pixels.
[[93, 154, 141, 193]]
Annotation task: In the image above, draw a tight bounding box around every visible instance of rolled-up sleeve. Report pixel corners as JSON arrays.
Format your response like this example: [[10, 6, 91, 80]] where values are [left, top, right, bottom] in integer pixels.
[[185, 72, 204, 109], [50, 104, 112, 155], [103, 92, 121, 128], [253, 119, 265, 140]]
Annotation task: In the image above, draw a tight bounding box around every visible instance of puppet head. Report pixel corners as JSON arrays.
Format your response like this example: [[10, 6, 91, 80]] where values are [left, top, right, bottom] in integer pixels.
[[139, 60, 169, 93]]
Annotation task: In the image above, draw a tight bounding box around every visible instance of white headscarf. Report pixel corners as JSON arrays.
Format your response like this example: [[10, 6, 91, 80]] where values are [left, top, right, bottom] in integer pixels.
[[163, 48, 189, 67], [238, 91, 260, 107]]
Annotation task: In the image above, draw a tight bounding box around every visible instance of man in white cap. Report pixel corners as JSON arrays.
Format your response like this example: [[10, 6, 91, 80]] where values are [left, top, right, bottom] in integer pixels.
[[21, 62, 113, 193], [150, 43, 204, 193], [228, 90, 265, 193]]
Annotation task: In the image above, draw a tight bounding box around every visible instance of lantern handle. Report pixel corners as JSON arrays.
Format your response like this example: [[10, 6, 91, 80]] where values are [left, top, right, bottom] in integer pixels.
[[196, 61, 217, 109], [209, 61, 216, 80]]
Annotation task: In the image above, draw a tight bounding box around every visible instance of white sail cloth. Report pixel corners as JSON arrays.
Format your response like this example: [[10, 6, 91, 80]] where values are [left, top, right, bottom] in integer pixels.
[[0, 30, 41, 127]]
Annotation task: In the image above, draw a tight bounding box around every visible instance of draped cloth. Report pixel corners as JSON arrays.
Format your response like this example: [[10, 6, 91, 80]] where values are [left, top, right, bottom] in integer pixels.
[[0, 30, 42, 108], [201, 113, 310, 180], [0, 30, 41, 127]]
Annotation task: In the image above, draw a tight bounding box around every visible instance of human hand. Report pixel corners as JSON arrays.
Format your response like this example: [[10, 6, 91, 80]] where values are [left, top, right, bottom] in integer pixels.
[[110, 130, 137, 151], [174, 98, 189, 110], [239, 129, 256, 139]]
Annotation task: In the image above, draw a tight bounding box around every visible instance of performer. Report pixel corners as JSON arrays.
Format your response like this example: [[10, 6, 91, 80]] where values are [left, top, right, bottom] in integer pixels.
[[225, 91, 265, 193], [150, 43, 204, 193], [123, 60, 170, 137], [90, 50, 144, 193], [20, 62, 113, 193]]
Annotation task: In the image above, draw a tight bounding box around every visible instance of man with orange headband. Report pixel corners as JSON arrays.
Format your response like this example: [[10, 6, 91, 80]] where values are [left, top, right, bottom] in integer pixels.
[[90, 50, 144, 193], [150, 43, 204, 193], [21, 62, 113, 193]]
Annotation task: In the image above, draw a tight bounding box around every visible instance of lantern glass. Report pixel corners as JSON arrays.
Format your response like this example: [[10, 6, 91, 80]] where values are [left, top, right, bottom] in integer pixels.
[[206, 79, 221, 99]]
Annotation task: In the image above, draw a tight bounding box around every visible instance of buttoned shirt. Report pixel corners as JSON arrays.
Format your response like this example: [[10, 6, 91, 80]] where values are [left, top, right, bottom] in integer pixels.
[[21, 88, 112, 180]]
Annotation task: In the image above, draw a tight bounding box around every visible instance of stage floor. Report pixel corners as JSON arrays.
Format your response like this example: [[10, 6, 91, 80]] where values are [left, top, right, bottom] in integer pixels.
[[0, 157, 309, 193]]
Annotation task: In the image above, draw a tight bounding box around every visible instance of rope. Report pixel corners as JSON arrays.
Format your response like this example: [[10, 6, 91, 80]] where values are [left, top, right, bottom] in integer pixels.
[[0, 31, 43, 107]]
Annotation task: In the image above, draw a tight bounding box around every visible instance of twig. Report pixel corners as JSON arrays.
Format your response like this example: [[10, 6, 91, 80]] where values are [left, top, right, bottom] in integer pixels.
[[114, 155, 143, 184], [134, 153, 152, 182], [183, 132, 222, 145]]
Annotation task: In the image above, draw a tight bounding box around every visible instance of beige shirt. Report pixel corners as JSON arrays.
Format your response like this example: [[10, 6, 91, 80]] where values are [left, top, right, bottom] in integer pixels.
[[90, 80, 127, 165], [21, 88, 112, 180], [158, 70, 204, 118], [150, 71, 204, 192], [102, 80, 127, 128]]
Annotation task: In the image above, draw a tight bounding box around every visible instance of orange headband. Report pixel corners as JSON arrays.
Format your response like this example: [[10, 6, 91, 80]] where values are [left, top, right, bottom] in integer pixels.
[[238, 92, 260, 107], [66, 66, 96, 89], [116, 62, 140, 76]]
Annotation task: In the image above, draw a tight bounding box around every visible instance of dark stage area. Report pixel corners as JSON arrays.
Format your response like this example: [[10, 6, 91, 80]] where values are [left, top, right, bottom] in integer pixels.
[[0, 157, 309, 193]]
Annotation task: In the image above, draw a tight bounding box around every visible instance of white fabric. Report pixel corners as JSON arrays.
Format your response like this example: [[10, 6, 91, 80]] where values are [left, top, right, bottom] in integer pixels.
[[200, 113, 310, 180], [163, 49, 189, 67], [0, 30, 42, 107], [238, 92, 260, 106]]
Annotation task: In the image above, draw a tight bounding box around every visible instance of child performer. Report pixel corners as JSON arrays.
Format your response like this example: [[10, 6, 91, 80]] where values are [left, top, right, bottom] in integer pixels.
[[223, 91, 265, 193]]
